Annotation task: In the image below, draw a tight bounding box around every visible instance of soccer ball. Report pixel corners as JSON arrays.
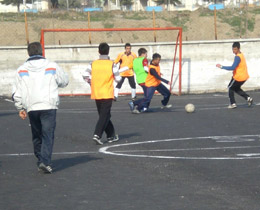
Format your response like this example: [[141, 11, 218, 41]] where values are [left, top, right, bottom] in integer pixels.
[[185, 103, 195, 113]]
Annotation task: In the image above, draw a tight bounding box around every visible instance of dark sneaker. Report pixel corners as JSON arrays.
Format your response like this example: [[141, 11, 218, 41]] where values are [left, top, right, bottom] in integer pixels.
[[247, 97, 253, 107], [107, 134, 119, 143], [132, 96, 137, 102], [128, 101, 134, 111], [93, 135, 103, 145], [114, 97, 117, 102], [38, 163, 52, 174]]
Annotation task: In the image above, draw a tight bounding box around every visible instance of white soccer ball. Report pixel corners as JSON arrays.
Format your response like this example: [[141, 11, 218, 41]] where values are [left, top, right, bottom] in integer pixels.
[[185, 103, 195, 113]]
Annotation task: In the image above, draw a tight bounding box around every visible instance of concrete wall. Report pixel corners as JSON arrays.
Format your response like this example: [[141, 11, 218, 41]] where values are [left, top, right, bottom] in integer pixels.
[[1, 39, 260, 97]]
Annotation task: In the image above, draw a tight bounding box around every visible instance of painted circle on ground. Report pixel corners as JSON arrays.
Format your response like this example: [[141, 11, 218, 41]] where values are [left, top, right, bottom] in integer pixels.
[[99, 135, 260, 160]]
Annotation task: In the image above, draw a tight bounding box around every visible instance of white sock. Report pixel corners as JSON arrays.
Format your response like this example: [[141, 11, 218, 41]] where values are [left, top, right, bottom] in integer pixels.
[[131, 89, 136, 98], [114, 88, 120, 98]]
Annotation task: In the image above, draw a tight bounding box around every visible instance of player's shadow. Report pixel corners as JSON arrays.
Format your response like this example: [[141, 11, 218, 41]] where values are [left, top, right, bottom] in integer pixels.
[[118, 132, 141, 140], [52, 155, 101, 172], [145, 107, 173, 113]]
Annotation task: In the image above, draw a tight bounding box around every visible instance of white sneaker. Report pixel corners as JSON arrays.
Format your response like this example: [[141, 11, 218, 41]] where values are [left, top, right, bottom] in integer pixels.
[[247, 97, 253, 107], [38, 163, 53, 174], [161, 104, 172, 109], [228, 103, 237, 109], [107, 134, 119, 143], [93, 135, 103, 145]]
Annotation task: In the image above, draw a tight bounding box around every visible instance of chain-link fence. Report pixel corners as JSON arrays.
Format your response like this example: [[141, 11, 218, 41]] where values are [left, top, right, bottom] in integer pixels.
[[1, 3, 260, 46]]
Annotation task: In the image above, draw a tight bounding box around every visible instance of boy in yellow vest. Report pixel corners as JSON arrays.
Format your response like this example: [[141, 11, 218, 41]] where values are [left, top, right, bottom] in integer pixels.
[[132, 53, 171, 113], [216, 42, 253, 109], [114, 43, 137, 101], [83, 43, 121, 145]]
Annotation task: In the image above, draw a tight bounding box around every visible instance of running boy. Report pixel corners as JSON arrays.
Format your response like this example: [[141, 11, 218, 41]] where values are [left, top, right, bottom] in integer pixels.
[[114, 43, 137, 101], [83, 43, 121, 145], [216, 42, 253, 109], [131, 53, 171, 113]]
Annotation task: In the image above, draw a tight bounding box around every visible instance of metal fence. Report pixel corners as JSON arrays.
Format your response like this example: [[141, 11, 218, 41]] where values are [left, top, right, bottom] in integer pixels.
[[0, 4, 260, 46]]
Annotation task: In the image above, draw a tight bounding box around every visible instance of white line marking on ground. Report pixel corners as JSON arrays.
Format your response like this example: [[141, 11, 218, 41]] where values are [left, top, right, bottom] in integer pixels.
[[113, 145, 260, 153], [99, 135, 260, 160], [236, 153, 260, 157], [0, 151, 98, 157], [213, 94, 226, 97]]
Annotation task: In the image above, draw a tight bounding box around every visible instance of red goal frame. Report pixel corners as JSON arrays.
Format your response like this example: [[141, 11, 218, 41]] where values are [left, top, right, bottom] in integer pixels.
[[40, 27, 182, 95]]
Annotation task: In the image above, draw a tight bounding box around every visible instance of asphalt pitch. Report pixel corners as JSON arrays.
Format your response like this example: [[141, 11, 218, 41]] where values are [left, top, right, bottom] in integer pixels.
[[1, 91, 260, 210]]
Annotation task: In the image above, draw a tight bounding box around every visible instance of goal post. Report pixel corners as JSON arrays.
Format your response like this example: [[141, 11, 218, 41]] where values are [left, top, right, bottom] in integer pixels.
[[40, 27, 182, 95]]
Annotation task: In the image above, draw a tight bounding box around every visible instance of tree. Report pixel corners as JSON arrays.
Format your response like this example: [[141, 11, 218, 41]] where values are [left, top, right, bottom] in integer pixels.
[[154, 0, 181, 6], [120, 0, 133, 6], [59, 0, 81, 9], [51, 0, 58, 8], [1, 0, 23, 12]]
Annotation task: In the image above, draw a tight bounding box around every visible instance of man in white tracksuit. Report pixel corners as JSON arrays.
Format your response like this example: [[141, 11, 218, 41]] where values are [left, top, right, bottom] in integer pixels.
[[13, 42, 69, 174]]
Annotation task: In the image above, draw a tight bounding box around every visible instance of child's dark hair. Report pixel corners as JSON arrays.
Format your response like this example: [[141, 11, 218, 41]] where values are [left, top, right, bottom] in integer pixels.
[[232, 42, 240, 49], [27, 42, 43, 56], [125, 43, 131, 48], [138, 48, 147, 56], [99, 42, 110, 55], [152, 53, 161, 60]]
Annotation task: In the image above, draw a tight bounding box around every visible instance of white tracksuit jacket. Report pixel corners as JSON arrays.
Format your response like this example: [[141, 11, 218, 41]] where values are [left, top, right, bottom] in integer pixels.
[[13, 56, 69, 112]]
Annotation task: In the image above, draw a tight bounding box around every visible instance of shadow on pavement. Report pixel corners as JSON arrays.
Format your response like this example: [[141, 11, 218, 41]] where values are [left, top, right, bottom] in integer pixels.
[[52, 155, 101, 172], [119, 132, 141, 140]]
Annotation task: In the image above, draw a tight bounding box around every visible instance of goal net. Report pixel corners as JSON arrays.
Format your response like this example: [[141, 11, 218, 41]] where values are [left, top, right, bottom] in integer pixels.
[[40, 27, 182, 96]]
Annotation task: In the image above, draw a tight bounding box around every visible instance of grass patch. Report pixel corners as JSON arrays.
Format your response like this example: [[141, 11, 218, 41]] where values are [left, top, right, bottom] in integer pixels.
[[123, 12, 149, 20], [199, 8, 214, 17], [132, 34, 139, 40], [169, 12, 190, 31], [103, 22, 114, 28], [89, 12, 115, 22], [218, 9, 255, 36]]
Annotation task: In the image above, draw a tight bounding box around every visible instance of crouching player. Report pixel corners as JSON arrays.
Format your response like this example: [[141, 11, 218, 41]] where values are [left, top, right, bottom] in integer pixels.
[[83, 43, 121, 145], [130, 53, 172, 113]]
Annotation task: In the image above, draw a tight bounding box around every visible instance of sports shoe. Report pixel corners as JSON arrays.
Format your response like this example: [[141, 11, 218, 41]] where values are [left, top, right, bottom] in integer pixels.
[[228, 103, 237, 109], [128, 101, 134, 111], [140, 107, 148, 113], [132, 96, 137, 102], [132, 106, 140, 114], [114, 97, 117, 102], [93, 135, 103, 145], [107, 134, 119, 143], [38, 163, 52, 174], [161, 104, 172, 109], [247, 97, 253, 107]]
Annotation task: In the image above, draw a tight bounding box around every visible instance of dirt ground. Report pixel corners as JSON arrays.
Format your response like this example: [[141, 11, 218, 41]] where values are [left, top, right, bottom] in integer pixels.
[[1, 8, 260, 46]]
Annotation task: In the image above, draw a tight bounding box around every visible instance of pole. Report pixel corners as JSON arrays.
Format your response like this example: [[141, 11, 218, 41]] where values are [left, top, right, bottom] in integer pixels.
[[245, 0, 248, 38], [66, 0, 69, 10], [170, 33, 179, 94], [24, 11, 29, 45], [152, 10, 156, 42], [179, 28, 182, 96], [88, 12, 92, 44], [40, 29, 45, 57], [214, 6, 217, 40]]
